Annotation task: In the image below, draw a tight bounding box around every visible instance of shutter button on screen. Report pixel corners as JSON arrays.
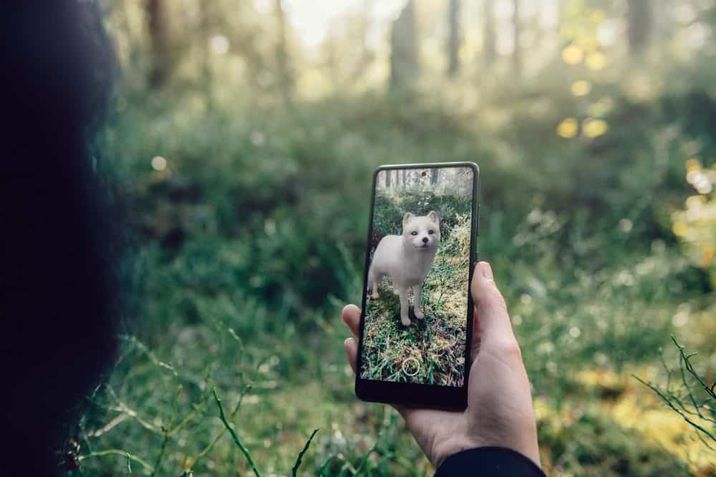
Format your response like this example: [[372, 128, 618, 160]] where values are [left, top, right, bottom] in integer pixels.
[[401, 357, 421, 377]]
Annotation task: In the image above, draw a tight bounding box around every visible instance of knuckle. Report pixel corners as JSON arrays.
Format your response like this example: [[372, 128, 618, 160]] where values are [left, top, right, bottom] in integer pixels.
[[494, 337, 522, 358]]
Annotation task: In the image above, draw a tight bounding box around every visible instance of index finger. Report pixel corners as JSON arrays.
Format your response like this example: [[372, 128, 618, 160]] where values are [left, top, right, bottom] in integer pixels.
[[342, 304, 361, 337]]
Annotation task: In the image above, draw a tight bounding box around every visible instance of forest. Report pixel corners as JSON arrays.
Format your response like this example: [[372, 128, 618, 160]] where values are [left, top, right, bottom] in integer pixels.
[[72, 0, 716, 475]]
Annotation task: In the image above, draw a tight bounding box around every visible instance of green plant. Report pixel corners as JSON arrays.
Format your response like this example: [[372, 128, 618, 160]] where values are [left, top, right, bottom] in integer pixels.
[[635, 337, 716, 450]]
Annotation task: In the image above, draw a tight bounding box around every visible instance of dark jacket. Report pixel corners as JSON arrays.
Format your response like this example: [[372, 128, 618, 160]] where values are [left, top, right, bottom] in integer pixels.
[[436, 447, 546, 477]]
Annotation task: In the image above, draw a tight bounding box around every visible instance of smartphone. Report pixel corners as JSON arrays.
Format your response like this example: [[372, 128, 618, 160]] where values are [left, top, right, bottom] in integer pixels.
[[356, 162, 479, 410]]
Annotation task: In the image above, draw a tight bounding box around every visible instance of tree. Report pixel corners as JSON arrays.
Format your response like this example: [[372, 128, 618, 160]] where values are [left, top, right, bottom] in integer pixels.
[[390, 0, 419, 91], [146, 0, 170, 87], [447, 0, 461, 77], [512, 0, 521, 75], [431, 168, 440, 185], [627, 0, 652, 56], [482, 0, 496, 66], [274, 0, 293, 103]]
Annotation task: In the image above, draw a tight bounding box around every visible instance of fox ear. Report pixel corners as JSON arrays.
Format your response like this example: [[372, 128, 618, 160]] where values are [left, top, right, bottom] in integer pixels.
[[403, 212, 414, 226], [428, 211, 439, 224]]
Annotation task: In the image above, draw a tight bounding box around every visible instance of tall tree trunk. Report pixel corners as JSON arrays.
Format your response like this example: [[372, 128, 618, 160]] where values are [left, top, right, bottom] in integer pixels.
[[431, 168, 440, 185], [512, 0, 521, 75], [627, 0, 652, 56], [354, 0, 374, 77], [389, 0, 419, 91], [557, 0, 567, 29], [198, 0, 212, 103], [386, 169, 392, 188], [447, 0, 461, 78], [274, 0, 293, 103], [146, 0, 170, 87], [482, 0, 496, 66]]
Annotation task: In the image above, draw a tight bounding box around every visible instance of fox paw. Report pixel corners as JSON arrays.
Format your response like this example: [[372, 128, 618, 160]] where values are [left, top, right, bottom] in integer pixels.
[[401, 316, 411, 326], [414, 309, 425, 320]]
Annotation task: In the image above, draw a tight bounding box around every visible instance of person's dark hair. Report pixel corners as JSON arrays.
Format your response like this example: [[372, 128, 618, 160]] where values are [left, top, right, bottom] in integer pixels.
[[1, 1, 118, 474]]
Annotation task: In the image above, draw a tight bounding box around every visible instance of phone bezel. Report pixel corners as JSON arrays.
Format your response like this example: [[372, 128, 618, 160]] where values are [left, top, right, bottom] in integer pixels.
[[355, 162, 480, 411]]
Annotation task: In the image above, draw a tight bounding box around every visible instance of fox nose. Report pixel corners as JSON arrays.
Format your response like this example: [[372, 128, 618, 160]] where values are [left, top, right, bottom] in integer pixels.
[[422, 237, 428, 244]]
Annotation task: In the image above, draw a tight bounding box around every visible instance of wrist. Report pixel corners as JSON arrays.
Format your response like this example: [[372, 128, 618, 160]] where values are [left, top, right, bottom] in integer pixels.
[[432, 434, 540, 469], [431, 436, 482, 468]]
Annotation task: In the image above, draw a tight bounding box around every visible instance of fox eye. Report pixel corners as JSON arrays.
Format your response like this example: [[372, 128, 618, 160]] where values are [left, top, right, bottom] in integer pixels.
[[410, 231, 418, 236], [428, 230, 434, 235]]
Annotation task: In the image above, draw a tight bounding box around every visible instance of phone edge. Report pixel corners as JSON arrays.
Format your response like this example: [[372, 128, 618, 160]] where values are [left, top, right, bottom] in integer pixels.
[[354, 162, 480, 409]]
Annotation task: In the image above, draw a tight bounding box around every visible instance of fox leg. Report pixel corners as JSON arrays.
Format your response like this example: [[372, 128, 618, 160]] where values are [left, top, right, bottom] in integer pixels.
[[397, 287, 411, 326], [367, 267, 379, 299], [413, 285, 424, 319]]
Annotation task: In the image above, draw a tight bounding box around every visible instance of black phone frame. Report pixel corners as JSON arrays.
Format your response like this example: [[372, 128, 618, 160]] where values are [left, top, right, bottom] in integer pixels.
[[355, 162, 480, 411]]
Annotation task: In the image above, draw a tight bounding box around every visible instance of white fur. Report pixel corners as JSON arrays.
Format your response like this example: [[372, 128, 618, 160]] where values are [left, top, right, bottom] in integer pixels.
[[367, 211, 440, 325]]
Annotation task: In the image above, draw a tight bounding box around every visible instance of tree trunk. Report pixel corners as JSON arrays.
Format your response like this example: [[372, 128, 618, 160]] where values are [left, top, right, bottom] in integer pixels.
[[627, 0, 652, 56], [512, 0, 521, 75], [386, 170, 392, 188], [198, 0, 212, 101], [431, 168, 440, 185], [447, 0, 461, 78], [146, 0, 170, 87], [274, 0, 293, 103], [389, 0, 419, 91], [482, 0, 496, 66]]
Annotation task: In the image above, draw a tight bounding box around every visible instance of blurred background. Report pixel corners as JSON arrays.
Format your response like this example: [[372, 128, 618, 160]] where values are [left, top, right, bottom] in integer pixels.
[[76, 0, 715, 475]]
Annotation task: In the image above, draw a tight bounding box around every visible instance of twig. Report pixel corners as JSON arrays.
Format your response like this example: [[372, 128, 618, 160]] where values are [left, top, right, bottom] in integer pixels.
[[78, 449, 153, 471], [120, 334, 178, 377], [150, 430, 170, 477], [212, 387, 261, 477], [105, 386, 161, 435], [292, 429, 319, 477], [192, 384, 250, 466], [634, 375, 716, 448]]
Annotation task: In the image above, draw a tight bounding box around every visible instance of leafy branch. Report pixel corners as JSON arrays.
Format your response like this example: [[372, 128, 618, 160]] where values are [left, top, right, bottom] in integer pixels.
[[634, 336, 716, 450], [212, 387, 261, 477]]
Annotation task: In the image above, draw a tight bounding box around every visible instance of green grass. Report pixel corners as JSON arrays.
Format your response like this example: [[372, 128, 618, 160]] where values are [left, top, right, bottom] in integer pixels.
[[362, 211, 470, 386], [70, 77, 716, 475]]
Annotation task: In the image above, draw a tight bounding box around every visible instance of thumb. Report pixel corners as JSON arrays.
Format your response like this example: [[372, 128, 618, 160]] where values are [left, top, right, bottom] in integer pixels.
[[471, 261, 517, 352]]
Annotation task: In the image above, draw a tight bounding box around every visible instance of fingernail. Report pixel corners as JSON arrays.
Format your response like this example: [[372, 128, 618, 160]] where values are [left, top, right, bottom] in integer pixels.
[[479, 261, 494, 279], [344, 337, 353, 346]]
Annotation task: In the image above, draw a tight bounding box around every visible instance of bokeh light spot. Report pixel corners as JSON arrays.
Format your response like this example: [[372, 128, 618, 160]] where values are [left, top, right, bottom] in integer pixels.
[[588, 97, 613, 117], [210, 35, 230, 55], [561, 45, 584, 65], [586, 52, 608, 71], [582, 118, 608, 138], [556, 118, 578, 138], [685, 159, 701, 173], [672, 221, 688, 237], [571, 80, 592, 97], [151, 155, 167, 171]]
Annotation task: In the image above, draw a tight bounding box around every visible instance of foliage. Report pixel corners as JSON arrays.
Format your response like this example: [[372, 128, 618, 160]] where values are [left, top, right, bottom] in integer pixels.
[[636, 337, 716, 451], [362, 209, 471, 386], [69, 0, 716, 475]]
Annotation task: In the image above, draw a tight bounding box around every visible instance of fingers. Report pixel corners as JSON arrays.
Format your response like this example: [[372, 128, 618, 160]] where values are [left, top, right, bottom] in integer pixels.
[[471, 262, 518, 352], [342, 304, 361, 337], [342, 305, 361, 374], [343, 337, 358, 374]]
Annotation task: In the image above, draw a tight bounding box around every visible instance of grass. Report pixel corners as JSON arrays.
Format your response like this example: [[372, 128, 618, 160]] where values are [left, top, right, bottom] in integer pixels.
[[69, 69, 716, 475], [362, 211, 471, 386]]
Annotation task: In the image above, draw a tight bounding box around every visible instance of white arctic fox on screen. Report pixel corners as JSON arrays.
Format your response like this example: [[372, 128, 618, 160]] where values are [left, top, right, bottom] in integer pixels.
[[367, 211, 441, 326]]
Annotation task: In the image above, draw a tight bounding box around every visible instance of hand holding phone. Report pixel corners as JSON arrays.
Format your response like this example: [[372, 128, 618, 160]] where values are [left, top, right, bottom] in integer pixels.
[[356, 163, 479, 409], [342, 262, 540, 469]]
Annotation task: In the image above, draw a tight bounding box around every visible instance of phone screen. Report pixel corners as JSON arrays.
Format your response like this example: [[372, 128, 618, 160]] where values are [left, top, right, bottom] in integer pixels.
[[360, 165, 476, 388]]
